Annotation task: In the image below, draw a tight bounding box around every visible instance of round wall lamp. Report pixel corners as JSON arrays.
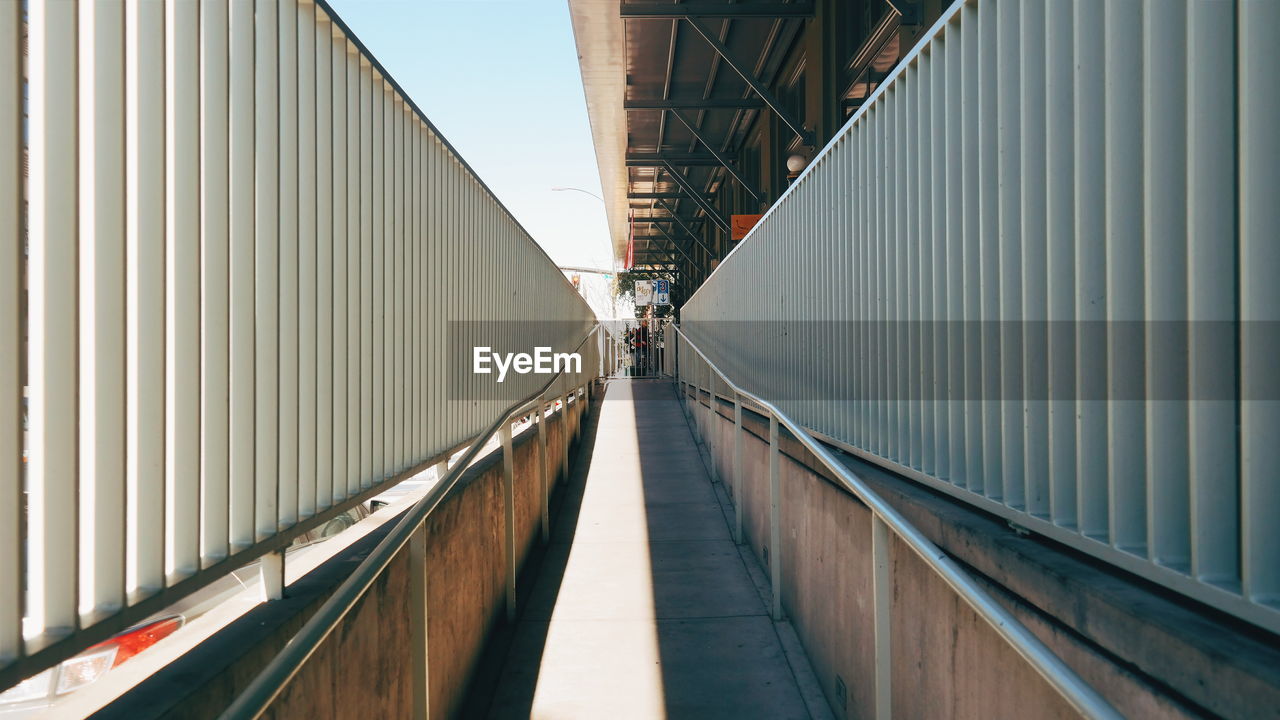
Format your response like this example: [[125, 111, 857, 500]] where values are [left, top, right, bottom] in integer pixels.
[[786, 153, 808, 180]]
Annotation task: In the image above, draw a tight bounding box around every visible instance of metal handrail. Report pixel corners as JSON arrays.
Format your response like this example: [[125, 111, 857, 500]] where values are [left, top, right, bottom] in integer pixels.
[[219, 324, 605, 720], [672, 325, 1121, 720]]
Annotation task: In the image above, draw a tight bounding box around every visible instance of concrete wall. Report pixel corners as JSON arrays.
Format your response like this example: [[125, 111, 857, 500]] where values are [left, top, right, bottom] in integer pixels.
[[98, 386, 592, 720], [681, 382, 1280, 720]]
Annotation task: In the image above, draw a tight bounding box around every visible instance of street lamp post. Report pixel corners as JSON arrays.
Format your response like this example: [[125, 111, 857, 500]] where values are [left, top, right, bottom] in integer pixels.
[[551, 186, 618, 319]]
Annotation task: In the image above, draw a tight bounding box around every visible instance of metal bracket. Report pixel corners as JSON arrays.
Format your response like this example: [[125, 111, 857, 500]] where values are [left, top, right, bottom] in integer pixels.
[[884, 0, 920, 26]]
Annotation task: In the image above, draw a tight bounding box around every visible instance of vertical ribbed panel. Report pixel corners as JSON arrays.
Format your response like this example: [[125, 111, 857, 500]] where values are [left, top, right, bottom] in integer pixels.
[[1239, 0, 1280, 607], [78, 0, 127, 622], [297, 0, 318, 520], [201, 0, 232, 567], [126, 0, 166, 601], [314, 5, 334, 513], [682, 0, 1277, 634], [166, 0, 201, 583], [229, 0, 256, 551], [277, 0, 299, 528], [253, 0, 280, 542], [29, 0, 80, 642], [4, 0, 596, 681], [0, 0, 21, 661]]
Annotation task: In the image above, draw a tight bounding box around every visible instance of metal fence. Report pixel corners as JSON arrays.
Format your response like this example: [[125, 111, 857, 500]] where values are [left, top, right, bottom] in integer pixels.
[[3, 0, 597, 689], [680, 0, 1279, 635], [672, 326, 1121, 719], [604, 317, 671, 378]]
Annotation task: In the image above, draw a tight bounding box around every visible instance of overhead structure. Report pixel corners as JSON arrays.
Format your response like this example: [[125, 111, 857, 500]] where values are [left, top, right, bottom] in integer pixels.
[[569, 0, 943, 301]]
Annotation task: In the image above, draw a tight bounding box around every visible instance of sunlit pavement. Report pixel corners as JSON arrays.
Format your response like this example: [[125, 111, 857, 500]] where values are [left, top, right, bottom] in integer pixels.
[[484, 380, 815, 720]]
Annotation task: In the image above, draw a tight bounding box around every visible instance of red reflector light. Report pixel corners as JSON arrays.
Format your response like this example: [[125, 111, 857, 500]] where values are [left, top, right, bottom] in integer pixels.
[[86, 615, 185, 669]]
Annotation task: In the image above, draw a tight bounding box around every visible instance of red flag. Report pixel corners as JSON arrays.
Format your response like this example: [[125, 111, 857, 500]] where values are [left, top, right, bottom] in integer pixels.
[[625, 209, 635, 270]]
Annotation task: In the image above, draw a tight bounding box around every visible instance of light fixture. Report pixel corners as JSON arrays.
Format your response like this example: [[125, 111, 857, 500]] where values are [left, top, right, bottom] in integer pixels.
[[786, 153, 808, 175]]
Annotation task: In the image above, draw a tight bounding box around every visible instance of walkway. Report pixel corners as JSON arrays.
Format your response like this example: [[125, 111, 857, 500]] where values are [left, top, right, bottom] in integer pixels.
[[482, 379, 827, 719]]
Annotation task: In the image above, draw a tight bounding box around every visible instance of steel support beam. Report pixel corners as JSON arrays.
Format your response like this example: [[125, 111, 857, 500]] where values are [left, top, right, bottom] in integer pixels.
[[635, 230, 697, 266], [652, 224, 707, 271], [655, 199, 717, 258], [884, 0, 921, 25], [685, 18, 815, 146], [631, 212, 706, 225], [625, 98, 767, 110], [628, 192, 713, 200], [646, 224, 701, 268], [660, 161, 730, 233], [627, 152, 728, 166], [645, 217, 716, 260], [621, 2, 814, 19], [668, 109, 763, 202]]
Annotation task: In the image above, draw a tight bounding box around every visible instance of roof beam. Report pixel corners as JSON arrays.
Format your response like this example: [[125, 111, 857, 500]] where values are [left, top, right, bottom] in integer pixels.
[[668, 109, 763, 202], [655, 199, 716, 257], [661, 161, 731, 233], [626, 153, 728, 166], [644, 205, 717, 259], [685, 17, 815, 146], [631, 214, 706, 224], [652, 224, 706, 270], [627, 192, 713, 200], [635, 222, 704, 266], [625, 98, 766, 110], [620, 2, 815, 19]]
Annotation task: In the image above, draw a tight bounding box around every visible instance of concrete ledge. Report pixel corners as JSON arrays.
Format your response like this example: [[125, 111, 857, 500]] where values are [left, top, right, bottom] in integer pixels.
[[682, 382, 1280, 719], [93, 388, 593, 720]]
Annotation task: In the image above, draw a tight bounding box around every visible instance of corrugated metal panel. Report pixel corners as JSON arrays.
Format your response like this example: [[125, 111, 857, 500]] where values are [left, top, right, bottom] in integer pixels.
[[3, 0, 596, 688], [682, 0, 1278, 634]]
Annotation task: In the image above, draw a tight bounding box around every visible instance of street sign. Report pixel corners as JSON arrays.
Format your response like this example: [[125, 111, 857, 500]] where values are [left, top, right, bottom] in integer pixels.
[[654, 279, 670, 305], [634, 279, 653, 305], [731, 213, 764, 240]]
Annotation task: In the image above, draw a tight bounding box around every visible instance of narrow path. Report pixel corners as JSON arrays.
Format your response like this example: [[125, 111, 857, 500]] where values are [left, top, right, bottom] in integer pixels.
[[485, 379, 816, 719]]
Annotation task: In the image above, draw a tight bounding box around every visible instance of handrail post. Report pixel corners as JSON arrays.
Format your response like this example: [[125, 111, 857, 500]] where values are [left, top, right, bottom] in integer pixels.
[[733, 393, 744, 545], [873, 515, 892, 720], [768, 413, 782, 620], [561, 393, 571, 485], [501, 421, 516, 622], [410, 523, 431, 719], [537, 396, 550, 543], [705, 363, 716, 478], [574, 386, 583, 443], [260, 550, 285, 601]]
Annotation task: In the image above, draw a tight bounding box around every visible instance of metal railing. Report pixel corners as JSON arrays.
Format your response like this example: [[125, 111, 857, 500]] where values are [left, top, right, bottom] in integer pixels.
[[680, 0, 1279, 634], [672, 325, 1121, 720], [4, 0, 596, 690], [604, 317, 671, 379], [220, 324, 605, 720]]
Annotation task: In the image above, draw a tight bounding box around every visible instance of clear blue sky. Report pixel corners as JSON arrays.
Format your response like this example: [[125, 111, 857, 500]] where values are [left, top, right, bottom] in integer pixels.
[[326, 0, 613, 271]]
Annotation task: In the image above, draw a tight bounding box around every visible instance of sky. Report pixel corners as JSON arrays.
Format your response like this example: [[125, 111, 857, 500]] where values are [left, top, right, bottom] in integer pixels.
[[326, 0, 614, 272]]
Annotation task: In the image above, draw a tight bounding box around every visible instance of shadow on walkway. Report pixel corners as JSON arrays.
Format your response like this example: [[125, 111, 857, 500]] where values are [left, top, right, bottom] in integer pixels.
[[471, 379, 816, 719]]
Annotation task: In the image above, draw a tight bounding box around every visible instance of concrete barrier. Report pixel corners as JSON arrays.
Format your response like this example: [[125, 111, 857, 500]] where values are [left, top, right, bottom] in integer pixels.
[[682, 382, 1280, 720]]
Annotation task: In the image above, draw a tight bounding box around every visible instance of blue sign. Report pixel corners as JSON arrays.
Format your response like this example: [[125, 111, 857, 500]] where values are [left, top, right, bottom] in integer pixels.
[[654, 279, 670, 305]]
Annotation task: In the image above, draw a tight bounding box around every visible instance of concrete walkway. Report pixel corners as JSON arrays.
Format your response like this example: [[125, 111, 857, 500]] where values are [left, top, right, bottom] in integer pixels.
[[484, 379, 826, 720]]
